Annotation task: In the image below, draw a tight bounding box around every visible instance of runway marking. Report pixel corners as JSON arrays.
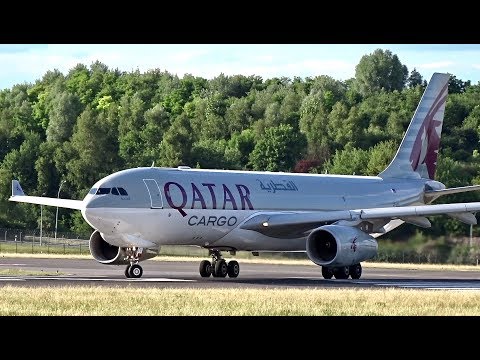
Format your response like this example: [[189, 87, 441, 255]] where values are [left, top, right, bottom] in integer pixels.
[[0, 264, 27, 266], [0, 278, 26, 281], [0, 276, 195, 282]]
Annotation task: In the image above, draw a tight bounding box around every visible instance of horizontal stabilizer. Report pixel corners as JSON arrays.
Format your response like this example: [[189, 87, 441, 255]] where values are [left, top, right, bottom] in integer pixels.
[[425, 185, 480, 202], [447, 212, 477, 225]]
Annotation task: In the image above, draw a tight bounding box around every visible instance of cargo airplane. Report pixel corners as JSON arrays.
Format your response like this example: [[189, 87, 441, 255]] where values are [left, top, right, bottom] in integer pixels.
[[9, 72, 480, 279]]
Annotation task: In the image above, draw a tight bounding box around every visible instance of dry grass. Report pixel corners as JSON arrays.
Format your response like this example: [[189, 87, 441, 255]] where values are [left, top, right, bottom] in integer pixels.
[[0, 286, 479, 315]]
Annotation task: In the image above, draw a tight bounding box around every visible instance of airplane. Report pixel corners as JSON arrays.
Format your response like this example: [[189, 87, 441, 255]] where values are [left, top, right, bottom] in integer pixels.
[[9, 72, 480, 280]]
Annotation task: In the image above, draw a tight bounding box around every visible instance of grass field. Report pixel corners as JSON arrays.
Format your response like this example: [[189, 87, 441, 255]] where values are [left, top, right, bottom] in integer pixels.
[[0, 286, 479, 315], [1, 248, 479, 316]]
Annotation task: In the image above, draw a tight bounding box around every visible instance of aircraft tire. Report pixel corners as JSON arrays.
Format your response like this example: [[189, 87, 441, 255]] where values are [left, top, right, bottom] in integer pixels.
[[199, 260, 212, 277], [349, 264, 362, 279], [129, 264, 143, 278], [214, 259, 228, 278], [334, 266, 349, 279], [227, 260, 240, 278], [125, 265, 131, 278], [321, 266, 333, 279]]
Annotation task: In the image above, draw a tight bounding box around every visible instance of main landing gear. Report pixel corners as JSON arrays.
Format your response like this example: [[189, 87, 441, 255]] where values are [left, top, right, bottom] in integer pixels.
[[124, 247, 144, 279], [321, 263, 362, 280], [199, 250, 240, 278]]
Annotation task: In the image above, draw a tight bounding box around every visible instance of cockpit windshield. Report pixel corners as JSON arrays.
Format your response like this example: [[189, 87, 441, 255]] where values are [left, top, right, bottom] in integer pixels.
[[91, 187, 129, 196]]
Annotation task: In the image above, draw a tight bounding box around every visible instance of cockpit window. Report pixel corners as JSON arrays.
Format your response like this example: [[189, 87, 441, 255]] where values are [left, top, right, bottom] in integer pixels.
[[96, 188, 111, 195], [89, 188, 98, 195], [118, 187, 128, 196], [111, 187, 119, 195]]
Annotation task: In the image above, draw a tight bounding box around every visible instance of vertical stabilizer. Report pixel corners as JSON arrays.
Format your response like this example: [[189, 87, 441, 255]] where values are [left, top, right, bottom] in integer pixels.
[[12, 180, 25, 196], [379, 72, 449, 180]]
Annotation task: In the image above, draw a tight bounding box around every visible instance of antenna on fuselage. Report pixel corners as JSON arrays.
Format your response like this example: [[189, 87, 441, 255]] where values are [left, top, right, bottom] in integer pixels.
[[151, 161, 155, 167]]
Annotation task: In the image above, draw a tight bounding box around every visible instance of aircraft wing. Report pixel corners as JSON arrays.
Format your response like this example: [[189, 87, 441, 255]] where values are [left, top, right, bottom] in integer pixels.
[[240, 202, 480, 238], [9, 180, 84, 210]]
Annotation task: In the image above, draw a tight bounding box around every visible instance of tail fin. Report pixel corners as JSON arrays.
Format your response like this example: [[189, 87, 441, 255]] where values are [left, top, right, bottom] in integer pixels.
[[12, 180, 25, 196], [379, 72, 449, 180]]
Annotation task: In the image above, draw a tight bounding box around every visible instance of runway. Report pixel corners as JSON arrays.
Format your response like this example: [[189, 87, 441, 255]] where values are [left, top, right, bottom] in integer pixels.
[[1, 257, 480, 290]]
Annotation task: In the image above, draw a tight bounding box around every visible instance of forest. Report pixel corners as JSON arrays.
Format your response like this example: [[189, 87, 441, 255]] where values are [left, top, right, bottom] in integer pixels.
[[1, 48, 480, 253]]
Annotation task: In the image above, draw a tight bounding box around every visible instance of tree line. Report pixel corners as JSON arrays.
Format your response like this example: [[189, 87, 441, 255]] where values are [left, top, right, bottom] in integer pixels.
[[1, 48, 479, 240]]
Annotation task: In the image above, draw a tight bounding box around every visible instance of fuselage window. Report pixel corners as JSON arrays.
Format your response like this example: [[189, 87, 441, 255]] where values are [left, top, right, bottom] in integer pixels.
[[111, 187, 119, 195], [118, 187, 128, 196], [96, 188, 111, 195], [89, 188, 98, 195]]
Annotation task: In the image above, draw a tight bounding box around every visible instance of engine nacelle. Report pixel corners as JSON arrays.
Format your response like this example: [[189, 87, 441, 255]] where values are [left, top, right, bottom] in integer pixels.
[[89, 230, 157, 265], [306, 225, 378, 267]]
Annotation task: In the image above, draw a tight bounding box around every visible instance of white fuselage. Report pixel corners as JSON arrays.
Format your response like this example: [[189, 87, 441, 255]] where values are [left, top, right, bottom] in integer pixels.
[[82, 167, 427, 251]]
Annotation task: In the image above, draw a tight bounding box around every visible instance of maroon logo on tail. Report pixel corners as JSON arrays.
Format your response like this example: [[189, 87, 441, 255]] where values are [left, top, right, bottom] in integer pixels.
[[410, 86, 447, 179]]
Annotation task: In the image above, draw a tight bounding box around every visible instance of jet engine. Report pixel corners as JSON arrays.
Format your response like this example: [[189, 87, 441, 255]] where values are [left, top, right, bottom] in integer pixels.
[[306, 225, 378, 267], [89, 230, 157, 265]]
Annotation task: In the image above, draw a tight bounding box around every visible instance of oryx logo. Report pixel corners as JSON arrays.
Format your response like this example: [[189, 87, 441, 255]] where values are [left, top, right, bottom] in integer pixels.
[[350, 236, 357, 252], [409, 82, 448, 180]]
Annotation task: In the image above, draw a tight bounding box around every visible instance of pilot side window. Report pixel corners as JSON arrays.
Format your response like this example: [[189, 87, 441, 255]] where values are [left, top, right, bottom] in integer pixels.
[[111, 187, 119, 195], [96, 188, 111, 195], [118, 187, 128, 196]]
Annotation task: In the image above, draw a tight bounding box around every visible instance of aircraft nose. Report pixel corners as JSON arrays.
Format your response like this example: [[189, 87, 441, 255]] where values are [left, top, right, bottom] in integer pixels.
[[82, 195, 108, 229]]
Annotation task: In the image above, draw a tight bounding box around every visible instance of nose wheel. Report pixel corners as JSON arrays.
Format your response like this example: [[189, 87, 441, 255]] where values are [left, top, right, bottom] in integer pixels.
[[124, 264, 143, 278], [199, 250, 240, 278], [124, 247, 144, 278]]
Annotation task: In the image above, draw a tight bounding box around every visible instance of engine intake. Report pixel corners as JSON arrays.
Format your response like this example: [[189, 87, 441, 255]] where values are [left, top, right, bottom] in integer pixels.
[[306, 225, 377, 267], [89, 230, 157, 265]]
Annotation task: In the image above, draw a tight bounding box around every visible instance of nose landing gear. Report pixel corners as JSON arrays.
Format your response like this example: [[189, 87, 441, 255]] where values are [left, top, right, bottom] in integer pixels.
[[124, 247, 144, 278]]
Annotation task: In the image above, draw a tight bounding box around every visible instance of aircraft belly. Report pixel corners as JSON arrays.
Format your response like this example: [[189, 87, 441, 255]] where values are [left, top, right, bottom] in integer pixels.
[[84, 208, 254, 247], [213, 228, 306, 251]]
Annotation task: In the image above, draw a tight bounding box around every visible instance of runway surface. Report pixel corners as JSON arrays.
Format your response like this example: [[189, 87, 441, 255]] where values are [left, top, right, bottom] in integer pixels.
[[1, 257, 480, 290]]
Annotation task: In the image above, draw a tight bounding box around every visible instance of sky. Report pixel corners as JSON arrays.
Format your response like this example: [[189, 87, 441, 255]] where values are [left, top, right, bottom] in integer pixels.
[[0, 44, 480, 90]]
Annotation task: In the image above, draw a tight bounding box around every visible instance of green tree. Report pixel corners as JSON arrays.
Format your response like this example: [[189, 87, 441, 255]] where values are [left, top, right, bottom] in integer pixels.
[[323, 146, 369, 175], [191, 139, 234, 169], [407, 68, 424, 88], [117, 94, 147, 167], [249, 124, 307, 172], [158, 113, 194, 167], [0, 132, 43, 227], [224, 129, 256, 169], [66, 107, 119, 196], [448, 74, 471, 94], [366, 140, 399, 175], [299, 90, 332, 163], [354, 49, 408, 96], [141, 104, 171, 163], [46, 92, 83, 142]]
